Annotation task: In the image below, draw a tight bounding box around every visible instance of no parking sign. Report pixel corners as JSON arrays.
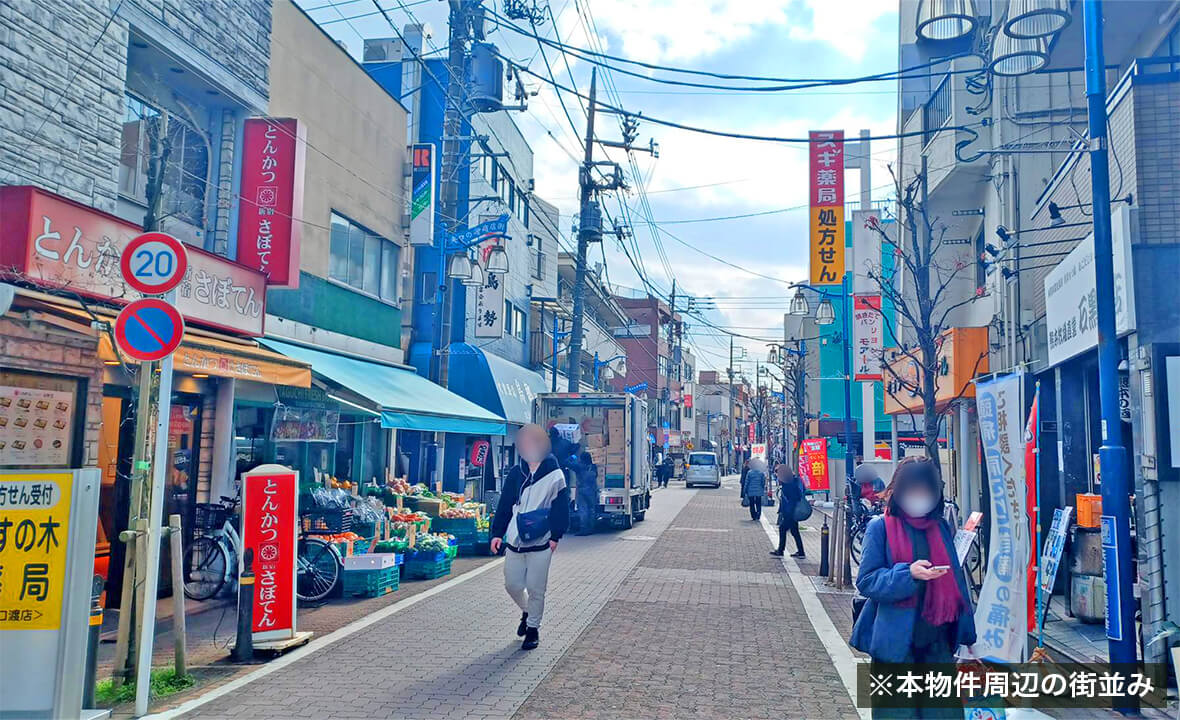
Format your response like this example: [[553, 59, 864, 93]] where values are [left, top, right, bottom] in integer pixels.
[[113, 298, 185, 362]]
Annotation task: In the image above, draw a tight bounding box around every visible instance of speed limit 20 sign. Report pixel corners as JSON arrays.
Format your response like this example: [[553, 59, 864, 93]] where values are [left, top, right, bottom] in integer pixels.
[[120, 232, 188, 295]]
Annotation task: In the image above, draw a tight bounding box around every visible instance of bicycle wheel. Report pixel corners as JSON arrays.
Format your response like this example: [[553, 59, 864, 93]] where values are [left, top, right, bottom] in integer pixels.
[[850, 524, 866, 565], [183, 535, 228, 601], [296, 536, 340, 602]]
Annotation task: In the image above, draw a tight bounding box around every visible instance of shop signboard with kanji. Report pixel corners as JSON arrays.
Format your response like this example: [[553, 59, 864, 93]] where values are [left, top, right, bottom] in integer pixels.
[[474, 249, 506, 338], [236, 118, 305, 288], [809, 130, 845, 286], [0, 469, 100, 717], [799, 438, 830, 491], [0, 186, 266, 335], [852, 294, 883, 381], [240, 465, 298, 642]]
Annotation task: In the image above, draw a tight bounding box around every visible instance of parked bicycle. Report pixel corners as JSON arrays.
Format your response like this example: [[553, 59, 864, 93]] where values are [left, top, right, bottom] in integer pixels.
[[181, 495, 342, 603]]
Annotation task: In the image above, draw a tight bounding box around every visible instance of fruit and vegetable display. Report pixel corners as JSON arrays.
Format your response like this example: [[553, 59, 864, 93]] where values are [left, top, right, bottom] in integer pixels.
[[439, 506, 477, 519], [319, 531, 364, 544], [413, 534, 450, 553], [388, 511, 427, 524], [387, 478, 413, 495], [372, 538, 410, 554]]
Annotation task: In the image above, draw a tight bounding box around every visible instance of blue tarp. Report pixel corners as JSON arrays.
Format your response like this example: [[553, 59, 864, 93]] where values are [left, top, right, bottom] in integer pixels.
[[446, 343, 549, 426], [259, 338, 506, 436]]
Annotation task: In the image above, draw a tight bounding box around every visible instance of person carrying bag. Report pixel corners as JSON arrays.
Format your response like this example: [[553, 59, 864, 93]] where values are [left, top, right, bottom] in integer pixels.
[[771, 465, 808, 558]]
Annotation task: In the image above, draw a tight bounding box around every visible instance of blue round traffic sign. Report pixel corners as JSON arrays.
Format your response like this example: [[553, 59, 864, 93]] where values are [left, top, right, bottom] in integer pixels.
[[114, 298, 185, 362]]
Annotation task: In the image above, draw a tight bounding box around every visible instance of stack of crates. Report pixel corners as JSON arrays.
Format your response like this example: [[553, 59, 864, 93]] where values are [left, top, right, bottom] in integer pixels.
[[433, 517, 487, 556], [341, 554, 402, 598], [403, 549, 452, 580]]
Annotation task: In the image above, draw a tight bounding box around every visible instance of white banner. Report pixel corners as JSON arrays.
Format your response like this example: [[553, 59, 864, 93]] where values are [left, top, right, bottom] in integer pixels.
[[852, 294, 883, 381], [1043, 205, 1135, 367], [965, 372, 1030, 663], [473, 270, 505, 338]]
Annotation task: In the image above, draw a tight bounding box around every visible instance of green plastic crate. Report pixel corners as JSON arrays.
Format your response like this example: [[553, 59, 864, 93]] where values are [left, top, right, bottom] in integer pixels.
[[341, 565, 399, 598], [404, 556, 452, 580]]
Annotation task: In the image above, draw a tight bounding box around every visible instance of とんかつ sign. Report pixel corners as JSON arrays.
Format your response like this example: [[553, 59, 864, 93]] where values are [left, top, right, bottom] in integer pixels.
[[240, 465, 298, 641], [809, 130, 845, 286], [237, 118, 305, 288]]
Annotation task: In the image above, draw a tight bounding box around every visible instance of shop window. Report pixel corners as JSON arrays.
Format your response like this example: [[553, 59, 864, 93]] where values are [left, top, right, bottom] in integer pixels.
[[504, 299, 514, 336], [513, 306, 527, 340], [329, 211, 401, 304], [118, 93, 209, 228]]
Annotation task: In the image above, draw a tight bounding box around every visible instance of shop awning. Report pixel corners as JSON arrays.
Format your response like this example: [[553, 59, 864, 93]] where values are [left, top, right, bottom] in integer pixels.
[[446, 343, 550, 426], [259, 338, 507, 435]]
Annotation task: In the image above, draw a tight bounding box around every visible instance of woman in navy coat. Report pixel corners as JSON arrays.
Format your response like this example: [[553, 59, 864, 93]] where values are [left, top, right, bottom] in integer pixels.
[[850, 457, 976, 718]]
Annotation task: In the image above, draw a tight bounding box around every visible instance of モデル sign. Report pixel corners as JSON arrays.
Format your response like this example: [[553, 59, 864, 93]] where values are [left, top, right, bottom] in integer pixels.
[[237, 118, 305, 288], [852, 294, 883, 382], [240, 465, 298, 642], [0, 186, 266, 336]]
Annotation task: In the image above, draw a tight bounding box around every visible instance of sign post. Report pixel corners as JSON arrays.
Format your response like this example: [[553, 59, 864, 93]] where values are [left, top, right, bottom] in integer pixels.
[[0, 470, 101, 719], [240, 465, 309, 650]]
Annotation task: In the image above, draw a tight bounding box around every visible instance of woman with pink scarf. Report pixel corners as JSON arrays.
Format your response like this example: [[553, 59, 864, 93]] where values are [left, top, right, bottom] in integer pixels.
[[850, 457, 976, 718]]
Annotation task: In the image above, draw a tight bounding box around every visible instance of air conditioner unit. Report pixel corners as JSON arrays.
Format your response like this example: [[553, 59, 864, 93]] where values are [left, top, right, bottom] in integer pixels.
[[363, 38, 401, 63]]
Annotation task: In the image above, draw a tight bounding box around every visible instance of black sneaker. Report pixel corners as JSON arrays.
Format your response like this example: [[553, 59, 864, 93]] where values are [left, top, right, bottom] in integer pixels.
[[769, 550, 784, 557], [791, 551, 806, 559], [522, 626, 539, 650], [516, 613, 528, 637]]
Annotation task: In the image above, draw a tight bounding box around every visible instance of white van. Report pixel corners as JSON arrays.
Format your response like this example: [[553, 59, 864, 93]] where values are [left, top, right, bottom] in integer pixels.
[[684, 451, 721, 488]]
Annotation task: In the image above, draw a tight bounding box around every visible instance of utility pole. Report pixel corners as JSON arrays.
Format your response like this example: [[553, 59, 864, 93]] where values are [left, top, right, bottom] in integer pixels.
[[1082, 0, 1136, 671], [728, 335, 735, 472], [567, 68, 598, 391], [666, 279, 676, 443]]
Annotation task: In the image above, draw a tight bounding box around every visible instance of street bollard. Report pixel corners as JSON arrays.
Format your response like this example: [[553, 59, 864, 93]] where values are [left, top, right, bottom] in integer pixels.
[[83, 574, 105, 708], [233, 548, 254, 662], [818, 517, 830, 577]]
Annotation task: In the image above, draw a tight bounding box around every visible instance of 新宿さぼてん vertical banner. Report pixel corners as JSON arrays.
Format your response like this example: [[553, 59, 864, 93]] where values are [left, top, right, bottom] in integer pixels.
[[966, 372, 1030, 663], [237, 118, 306, 289], [809, 130, 844, 286], [241, 465, 298, 641]]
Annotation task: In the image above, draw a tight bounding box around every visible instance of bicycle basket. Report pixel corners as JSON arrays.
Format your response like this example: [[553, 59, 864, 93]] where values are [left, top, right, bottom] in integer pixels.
[[194, 503, 228, 530]]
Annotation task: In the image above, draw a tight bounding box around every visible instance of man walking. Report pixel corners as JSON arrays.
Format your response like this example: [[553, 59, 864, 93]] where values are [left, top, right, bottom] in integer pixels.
[[491, 424, 570, 650]]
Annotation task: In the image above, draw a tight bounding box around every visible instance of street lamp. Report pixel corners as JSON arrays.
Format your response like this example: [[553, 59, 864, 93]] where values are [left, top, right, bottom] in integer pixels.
[[1004, 0, 1071, 38], [789, 288, 810, 317], [486, 245, 509, 275], [593, 352, 627, 390], [462, 260, 485, 287], [989, 32, 1049, 76], [448, 253, 473, 281], [915, 0, 978, 41], [815, 298, 836, 326]]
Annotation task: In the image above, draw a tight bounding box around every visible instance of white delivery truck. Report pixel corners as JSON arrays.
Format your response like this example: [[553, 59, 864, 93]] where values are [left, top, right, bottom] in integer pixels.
[[533, 392, 652, 529]]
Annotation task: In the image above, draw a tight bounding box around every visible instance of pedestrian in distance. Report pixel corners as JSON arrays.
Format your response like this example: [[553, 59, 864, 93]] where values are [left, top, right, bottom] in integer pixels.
[[738, 458, 750, 498], [574, 451, 598, 536], [491, 424, 570, 651], [659, 455, 673, 488], [742, 457, 767, 521], [770, 464, 806, 558], [850, 457, 976, 719]]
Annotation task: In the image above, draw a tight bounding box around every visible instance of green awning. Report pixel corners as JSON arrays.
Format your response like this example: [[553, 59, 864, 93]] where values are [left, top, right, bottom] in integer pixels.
[[259, 339, 506, 435]]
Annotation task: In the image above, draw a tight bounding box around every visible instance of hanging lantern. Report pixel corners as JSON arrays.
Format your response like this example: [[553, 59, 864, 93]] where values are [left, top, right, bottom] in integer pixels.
[[462, 261, 485, 287], [448, 253, 473, 281], [916, 0, 978, 41], [1004, 0, 1071, 39], [789, 289, 810, 316], [815, 299, 836, 326], [486, 245, 510, 275], [989, 31, 1049, 76]]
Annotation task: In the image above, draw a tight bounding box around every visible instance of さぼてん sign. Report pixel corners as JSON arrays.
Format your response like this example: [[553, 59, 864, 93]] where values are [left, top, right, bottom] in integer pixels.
[[236, 118, 305, 288], [240, 465, 298, 642], [0, 186, 266, 335]]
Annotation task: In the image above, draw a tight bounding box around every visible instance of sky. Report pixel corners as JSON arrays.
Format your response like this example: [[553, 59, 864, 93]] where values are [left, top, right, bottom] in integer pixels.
[[304, 0, 901, 382]]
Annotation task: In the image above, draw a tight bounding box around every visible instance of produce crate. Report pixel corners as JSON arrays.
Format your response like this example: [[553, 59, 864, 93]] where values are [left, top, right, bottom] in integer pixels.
[[341, 565, 399, 598], [352, 519, 379, 538], [301, 508, 352, 534], [444, 544, 457, 560], [404, 556, 452, 580], [415, 498, 445, 517], [430, 517, 478, 534]]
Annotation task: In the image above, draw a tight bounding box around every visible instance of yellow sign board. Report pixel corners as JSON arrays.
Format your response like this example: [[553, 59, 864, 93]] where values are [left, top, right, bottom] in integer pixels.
[[809, 205, 845, 286], [0, 472, 72, 631]]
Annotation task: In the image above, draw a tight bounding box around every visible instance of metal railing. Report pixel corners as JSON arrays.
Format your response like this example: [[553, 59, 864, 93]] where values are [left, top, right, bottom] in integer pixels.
[[923, 74, 952, 147]]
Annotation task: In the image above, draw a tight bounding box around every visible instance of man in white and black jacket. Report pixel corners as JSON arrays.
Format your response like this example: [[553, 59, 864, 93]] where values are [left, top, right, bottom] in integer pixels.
[[490, 424, 570, 650]]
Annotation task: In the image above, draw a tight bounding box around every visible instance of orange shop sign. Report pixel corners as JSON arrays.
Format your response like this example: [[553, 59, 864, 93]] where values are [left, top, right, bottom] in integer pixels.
[[0, 186, 266, 336], [882, 327, 990, 416]]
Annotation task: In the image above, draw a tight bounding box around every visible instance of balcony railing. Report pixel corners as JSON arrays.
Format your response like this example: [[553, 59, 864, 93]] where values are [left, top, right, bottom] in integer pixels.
[[923, 74, 952, 148]]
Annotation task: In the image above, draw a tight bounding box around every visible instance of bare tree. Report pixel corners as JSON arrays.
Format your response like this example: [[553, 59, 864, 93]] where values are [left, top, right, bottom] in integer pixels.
[[863, 163, 985, 475]]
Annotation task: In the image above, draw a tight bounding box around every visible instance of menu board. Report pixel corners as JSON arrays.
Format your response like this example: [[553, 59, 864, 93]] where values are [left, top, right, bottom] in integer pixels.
[[270, 405, 339, 442], [0, 385, 76, 467]]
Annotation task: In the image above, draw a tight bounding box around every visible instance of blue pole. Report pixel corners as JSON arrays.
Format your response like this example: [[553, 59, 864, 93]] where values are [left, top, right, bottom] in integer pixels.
[[1082, 0, 1136, 669], [593, 351, 600, 390], [841, 273, 855, 486], [551, 312, 559, 392]]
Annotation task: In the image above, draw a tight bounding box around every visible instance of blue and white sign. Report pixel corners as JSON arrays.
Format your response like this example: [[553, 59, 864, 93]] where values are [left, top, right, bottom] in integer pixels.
[[445, 214, 509, 249], [1039, 507, 1073, 594], [1100, 514, 1123, 641], [625, 381, 648, 393], [964, 372, 1029, 664]]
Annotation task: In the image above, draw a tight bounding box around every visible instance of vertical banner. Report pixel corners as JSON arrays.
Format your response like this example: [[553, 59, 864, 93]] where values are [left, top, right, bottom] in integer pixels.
[[241, 464, 298, 642], [809, 130, 845, 286], [852, 294, 883, 381], [473, 267, 505, 338], [800, 438, 830, 491], [237, 118, 305, 288], [409, 143, 435, 246], [1024, 385, 1040, 631], [967, 373, 1029, 663]]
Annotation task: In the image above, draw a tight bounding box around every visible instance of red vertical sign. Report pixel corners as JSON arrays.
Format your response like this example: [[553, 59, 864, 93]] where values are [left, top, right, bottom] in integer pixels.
[[237, 118, 305, 288], [800, 438, 830, 491], [747, 424, 755, 444], [242, 465, 298, 639]]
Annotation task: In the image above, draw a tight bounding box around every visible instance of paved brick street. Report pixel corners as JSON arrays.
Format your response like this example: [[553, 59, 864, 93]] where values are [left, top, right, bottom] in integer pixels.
[[160, 479, 859, 719]]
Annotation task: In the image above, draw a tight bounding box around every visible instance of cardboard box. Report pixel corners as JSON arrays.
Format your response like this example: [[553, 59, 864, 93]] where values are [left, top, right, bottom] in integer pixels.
[[606, 409, 624, 427], [343, 553, 400, 570], [585, 434, 607, 449]]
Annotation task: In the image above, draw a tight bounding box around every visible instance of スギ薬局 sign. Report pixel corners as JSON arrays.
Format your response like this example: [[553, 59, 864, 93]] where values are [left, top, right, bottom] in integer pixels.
[[0, 186, 266, 336], [241, 465, 298, 641], [236, 118, 305, 288], [809, 130, 844, 286]]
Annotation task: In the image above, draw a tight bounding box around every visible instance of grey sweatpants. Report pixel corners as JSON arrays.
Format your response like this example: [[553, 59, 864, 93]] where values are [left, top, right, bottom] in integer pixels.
[[504, 547, 552, 628]]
